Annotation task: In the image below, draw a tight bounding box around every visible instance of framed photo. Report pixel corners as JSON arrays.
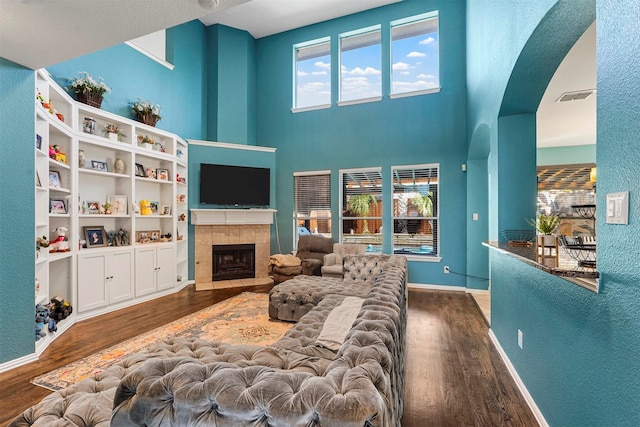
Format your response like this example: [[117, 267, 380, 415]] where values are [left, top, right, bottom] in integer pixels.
[[135, 229, 160, 244], [156, 168, 169, 181], [161, 205, 171, 216], [36, 171, 42, 187], [84, 226, 107, 248], [48, 171, 61, 189], [85, 201, 101, 214], [150, 201, 159, 214], [107, 195, 128, 215], [91, 160, 108, 172], [49, 199, 66, 214], [135, 163, 145, 177], [36, 134, 42, 150]]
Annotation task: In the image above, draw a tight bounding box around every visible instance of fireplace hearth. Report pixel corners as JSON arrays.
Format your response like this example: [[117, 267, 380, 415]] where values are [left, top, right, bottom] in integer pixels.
[[212, 244, 255, 281]]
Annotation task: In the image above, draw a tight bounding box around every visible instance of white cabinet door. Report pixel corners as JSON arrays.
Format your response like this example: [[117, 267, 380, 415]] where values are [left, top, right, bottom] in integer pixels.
[[156, 245, 175, 291], [109, 249, 134, 304], [135, 246, 157, 297], [77, 253, 107, 312]]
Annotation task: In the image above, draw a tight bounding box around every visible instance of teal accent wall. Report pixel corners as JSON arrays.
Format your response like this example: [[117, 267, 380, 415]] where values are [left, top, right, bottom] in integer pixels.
[[46, 21, 207, 140], [0, 59, 36, 363], [468, 0, 640, 425], [255, 0, 468, 286], [187, 143, 276, 279], [206, 25, 257, 145], [537, 144, 596, 165]]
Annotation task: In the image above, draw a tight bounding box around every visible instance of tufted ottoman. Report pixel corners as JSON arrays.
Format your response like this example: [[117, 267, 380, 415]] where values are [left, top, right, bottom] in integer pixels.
[[268, 254, 393, 322], [268, 275, 371, 321]]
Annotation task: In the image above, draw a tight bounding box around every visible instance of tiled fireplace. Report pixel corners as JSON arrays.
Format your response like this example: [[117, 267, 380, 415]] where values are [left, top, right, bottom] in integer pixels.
[[191, 209, 275, 290]]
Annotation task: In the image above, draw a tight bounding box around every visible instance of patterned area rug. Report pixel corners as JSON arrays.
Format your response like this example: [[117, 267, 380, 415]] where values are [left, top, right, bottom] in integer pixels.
[[32, 292, 291, 391]]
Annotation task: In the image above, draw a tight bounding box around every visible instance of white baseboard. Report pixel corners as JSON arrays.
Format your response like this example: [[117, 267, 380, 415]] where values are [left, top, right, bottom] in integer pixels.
[[465, 288, 490, 295], [408, 282, 466, 292], [488, 330, 548, 427], [0, 352, 38, 373]]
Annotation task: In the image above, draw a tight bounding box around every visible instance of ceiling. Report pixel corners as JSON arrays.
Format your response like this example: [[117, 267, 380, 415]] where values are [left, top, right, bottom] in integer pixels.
[[0, 0, 399, 70], [1, 0, 592, 149], [537, 22, 596, 148]]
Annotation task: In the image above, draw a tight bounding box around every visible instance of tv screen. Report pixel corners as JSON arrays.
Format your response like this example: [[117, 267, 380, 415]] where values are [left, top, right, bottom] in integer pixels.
[[200, 163, 270, 207]]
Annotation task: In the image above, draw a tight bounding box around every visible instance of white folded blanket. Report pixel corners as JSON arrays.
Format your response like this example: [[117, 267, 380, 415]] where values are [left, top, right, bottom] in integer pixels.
[[269, 254, 301, 267], [316, 297, 364, 351]]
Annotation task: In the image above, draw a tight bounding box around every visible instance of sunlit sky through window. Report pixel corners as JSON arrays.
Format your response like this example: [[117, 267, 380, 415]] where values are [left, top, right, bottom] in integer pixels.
[[296, 28, 439, 109]]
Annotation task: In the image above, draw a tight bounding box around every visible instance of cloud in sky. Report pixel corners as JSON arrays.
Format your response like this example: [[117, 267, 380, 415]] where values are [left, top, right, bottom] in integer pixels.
[[407, 51, 426, 58], [315, 61, 330, 70], [312, 70, 328, 76], [392, 61, 411, 71], [342, 65, 381, 76], [420, 36, 435, 45]]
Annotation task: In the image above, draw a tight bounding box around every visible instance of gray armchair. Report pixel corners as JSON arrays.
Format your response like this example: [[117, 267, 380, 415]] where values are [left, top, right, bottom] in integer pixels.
[[321, 243, 367, 278], [269, 234, 334, 283]]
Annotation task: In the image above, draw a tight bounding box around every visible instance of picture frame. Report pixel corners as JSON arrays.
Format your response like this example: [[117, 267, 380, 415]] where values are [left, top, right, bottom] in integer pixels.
[[49, 199, 66, 214], [150, 201, 159, 214], [48, 171, 61, 189], [135, 163, 145, 177], [135, 229, 160, 244], [156, 168, 169, 181], [84, 226, 107, 248], [91, 160, 108, 172], [161, 205, 171, 216], [36, 134, 42, 150], [85, 201, 101, 214], [36, 171, 42, 187], [107, 195, 128, 215]]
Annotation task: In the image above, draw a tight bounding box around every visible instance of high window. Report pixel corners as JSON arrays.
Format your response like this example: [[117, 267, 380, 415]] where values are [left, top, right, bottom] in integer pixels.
[[391, 12, 440, 97], [340, 168, 383, 251], [293, 38, 331, 111], [392, 164, 439, 257], [293, 171, 332, 249], [339, 26, 382, 104]]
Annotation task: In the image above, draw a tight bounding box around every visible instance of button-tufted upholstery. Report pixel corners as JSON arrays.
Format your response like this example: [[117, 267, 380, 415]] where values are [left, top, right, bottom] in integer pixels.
[[10, 254, 407, 427], [268, 235, 334, 284], [321, 243, 367, 278]]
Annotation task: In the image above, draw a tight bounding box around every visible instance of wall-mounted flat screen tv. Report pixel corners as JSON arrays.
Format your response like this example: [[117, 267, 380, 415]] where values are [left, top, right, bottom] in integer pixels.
[[200, 163, 270, 207]]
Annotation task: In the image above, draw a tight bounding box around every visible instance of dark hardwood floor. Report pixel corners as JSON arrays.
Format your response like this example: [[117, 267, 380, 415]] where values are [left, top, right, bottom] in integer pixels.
[[0, 285, 538, 426]]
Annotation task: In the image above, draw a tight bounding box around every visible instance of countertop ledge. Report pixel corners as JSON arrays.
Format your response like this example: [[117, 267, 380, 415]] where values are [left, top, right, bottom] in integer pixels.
[[483, 241, 599, 293]]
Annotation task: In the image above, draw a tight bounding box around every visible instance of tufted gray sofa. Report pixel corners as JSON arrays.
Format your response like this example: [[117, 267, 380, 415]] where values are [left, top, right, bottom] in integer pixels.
[[269, 254, 395, 322], [10, 254, 407, 427]]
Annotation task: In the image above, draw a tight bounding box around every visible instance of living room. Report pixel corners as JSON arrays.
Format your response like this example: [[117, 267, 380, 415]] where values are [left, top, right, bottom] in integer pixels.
[[1, 0, 639, 426]]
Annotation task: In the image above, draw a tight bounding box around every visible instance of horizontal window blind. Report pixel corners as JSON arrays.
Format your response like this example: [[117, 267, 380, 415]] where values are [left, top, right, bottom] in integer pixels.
[[294, 172, 331, 216]]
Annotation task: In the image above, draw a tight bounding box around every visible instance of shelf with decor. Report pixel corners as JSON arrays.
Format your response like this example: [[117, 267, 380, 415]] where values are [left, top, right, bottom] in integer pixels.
[[30, 68, 190, 358]]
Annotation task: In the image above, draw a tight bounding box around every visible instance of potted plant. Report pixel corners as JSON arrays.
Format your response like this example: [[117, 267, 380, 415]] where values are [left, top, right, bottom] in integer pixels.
[[528, 213, 560, 236], [347, 194, 376, 234], [411, 192, 433, 217], [103, 123, 126, 142], [136, 134, 155, 149], [69, 72, 110, 108], [131, 98, 161, 127]]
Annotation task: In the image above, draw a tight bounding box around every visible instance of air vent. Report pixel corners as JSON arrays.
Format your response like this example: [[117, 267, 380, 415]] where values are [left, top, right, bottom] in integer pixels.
[[556, 90, 596, 102]]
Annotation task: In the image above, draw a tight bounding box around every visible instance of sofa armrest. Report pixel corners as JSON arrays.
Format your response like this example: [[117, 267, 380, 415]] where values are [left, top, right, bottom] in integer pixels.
[[323, 252, 340, 266], [301, 258, 323, 275]]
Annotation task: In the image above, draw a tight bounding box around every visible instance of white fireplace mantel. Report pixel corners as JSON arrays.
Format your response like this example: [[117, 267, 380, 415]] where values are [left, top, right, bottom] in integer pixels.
[[190, 209, 276, 225]]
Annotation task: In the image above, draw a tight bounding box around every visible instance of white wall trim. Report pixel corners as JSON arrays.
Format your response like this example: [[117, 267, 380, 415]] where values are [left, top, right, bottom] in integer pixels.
[[0, 352, 38, 373], [187, 140, 277, 153], [408, 282, 466, 292], [465, 288, 490, 295], [488, 330, 548, 427]]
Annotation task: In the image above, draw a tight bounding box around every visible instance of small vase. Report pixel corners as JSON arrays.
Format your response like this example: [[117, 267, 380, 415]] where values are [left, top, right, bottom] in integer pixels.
[[114, 158, 125, 174], [108, 132, 119, 142]]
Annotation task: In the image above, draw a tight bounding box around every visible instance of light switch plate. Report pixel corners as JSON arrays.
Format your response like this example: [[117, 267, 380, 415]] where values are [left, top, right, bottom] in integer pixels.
[[606, 191, 629, 225]]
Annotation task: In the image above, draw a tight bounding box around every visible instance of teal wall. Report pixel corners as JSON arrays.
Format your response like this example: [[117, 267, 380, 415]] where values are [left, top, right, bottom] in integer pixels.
[[0, 59, 36, 362], [255, 0, 468, 286], [469, 0, 640, 424], [537, 144, 596, 165], [187, 143, 276, 279], [46, 21, 207, 140], [206, 25, 257, 145]]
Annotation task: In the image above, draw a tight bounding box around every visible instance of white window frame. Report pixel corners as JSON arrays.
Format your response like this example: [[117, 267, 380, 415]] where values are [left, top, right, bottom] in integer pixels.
[[338, 25, 383, 106], [390, 11, 440, 99], [292, 37, 331, 112], [293, 170, 332, 250], [391, 163, 441, 261]]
